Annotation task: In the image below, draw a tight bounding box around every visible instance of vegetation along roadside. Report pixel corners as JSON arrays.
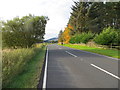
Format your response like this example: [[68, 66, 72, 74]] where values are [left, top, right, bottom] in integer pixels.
[[3, 44, 46, 88]]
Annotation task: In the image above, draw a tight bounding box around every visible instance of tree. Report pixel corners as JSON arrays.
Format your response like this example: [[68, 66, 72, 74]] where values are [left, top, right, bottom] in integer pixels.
[[69, 2, 92, 33], [2, 15, 49, 48], [58, 24, 74, 44], [68, 1, 120, 34], [87, 2, 120, 33], [58, 1, 120, 45], [58, 30, 64, 44]]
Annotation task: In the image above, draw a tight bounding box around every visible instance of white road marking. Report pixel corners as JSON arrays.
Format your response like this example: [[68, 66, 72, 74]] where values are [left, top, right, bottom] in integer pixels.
[[42, 47, 48, 89], [65, 51, 77, 57], [59, 48, 62, 49], [91, 63, 120, 80], [70, 48, 119, 61], [81, 58, 83, 61]]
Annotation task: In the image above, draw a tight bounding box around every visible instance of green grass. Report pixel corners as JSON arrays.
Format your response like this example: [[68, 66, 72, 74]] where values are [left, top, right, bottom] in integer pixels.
[[5, 46, 46, 88], [60, 44, 119, 59]]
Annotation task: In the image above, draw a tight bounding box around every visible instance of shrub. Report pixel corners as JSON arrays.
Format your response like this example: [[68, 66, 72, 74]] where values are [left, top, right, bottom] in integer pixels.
[[113, 29, 120, 46], [94, 27, 117, 46], [80, 32, 95, 44], [69, 36, 75, 44], [69, 34, 81, 44], [69, 32, 95, 44]]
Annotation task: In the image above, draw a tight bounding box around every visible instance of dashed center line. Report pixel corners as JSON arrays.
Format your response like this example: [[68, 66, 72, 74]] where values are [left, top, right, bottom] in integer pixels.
[[91, 63, 120, 80], [65, 49, 119, 80], [65, 51, 77, 57], [81, 58, 83, 61]]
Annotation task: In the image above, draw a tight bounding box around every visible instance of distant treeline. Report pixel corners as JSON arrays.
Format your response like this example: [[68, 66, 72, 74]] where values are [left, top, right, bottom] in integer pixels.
[[58, 1, 120, 47], [1, 14, 49, 48]]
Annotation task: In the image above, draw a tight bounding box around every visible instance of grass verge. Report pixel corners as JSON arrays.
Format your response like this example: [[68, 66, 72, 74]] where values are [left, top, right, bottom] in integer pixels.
[[4, 46, 46, 88], [60, 44, 120, 59]]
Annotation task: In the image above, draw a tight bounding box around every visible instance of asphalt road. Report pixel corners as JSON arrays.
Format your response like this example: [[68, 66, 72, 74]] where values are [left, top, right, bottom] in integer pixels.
[[44, 44, 119, 88]]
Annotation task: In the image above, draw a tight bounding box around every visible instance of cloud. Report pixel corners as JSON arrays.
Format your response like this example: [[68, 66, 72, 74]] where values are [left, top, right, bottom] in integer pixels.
[[0, 0, 75, 39]]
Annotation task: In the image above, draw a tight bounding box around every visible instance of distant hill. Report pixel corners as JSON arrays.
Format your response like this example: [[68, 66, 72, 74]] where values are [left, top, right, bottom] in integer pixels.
[[44, 37, 58, 42]]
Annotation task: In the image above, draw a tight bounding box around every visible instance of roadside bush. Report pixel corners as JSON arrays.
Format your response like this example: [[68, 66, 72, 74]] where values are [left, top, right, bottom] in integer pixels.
[[94, 27, 118, 46], [69, 34, 82, 44], [80, 32, 95, 44], [2, 45, 43, 87], [113, 29, 120, 46], [69, 36, 76, 44], [69, 32, 95, 44]]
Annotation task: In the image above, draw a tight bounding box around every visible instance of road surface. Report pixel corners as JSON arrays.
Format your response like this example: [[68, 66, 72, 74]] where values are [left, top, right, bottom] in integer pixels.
[[43, 44, 119, 88]]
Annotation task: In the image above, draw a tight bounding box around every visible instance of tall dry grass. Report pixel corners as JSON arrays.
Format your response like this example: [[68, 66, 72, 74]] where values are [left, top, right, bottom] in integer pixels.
[[2, 44, 44, 87]]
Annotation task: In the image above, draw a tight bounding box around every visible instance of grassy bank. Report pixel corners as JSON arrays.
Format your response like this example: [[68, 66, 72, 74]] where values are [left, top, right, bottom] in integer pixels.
[[60, 44, 119, 59], [3, 44, 46, 88]]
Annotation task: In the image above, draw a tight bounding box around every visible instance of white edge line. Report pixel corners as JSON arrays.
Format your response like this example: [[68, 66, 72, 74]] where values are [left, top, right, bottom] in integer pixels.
[[91, 63, 120, 80], [65, 51, 77, 57], [42, 47, 48, 89], [69, 47, 119, 61]]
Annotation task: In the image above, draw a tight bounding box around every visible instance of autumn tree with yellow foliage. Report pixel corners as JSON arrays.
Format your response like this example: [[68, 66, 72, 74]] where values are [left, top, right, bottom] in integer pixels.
[[58, 24, 73, 44]]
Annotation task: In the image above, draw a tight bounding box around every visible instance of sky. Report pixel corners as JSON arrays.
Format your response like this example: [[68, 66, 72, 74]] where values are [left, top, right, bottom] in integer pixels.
[[0, 0, 77, 40]]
